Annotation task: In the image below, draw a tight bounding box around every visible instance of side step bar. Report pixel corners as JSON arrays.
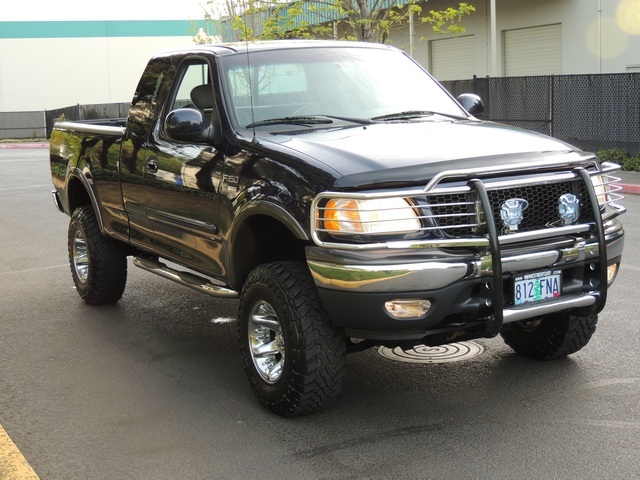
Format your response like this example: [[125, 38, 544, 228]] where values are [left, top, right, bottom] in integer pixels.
[[133, 257, 239, 299]]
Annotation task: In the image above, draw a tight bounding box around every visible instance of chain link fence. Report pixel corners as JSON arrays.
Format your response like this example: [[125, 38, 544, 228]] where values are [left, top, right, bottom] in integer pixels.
[[43, 103, 130, 138], [2, 74, 639, 156], [0, 111, 46, 140], [442, 73, 640, 155]]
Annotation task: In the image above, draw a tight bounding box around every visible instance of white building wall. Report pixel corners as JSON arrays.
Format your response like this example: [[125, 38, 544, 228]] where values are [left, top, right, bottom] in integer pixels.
[[0, 36, 196, 111], [387, 0, 640, 80], [0, 0, 209, 112], [5, 0, 205, 23], [2, 0, 640, 111]]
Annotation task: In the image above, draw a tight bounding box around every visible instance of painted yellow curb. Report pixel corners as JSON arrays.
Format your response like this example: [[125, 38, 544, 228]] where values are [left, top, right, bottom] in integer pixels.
[[0, 425, 39, 480]]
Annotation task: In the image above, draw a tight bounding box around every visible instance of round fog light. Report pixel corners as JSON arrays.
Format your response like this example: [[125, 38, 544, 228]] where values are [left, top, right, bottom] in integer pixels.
[[384, 299, 432, 320]]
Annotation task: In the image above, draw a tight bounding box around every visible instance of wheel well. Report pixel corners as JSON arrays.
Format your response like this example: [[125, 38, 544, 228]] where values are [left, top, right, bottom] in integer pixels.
[[67, 176, 93, 214], [231, 214, 308, 290]]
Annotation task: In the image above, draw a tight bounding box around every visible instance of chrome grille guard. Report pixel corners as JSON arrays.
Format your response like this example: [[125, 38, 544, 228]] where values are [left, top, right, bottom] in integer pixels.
[[311, 161, 626, 251]]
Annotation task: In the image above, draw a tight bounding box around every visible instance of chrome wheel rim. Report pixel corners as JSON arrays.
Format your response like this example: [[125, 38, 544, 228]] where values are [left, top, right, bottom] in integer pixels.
[[72, 230, 89, 284], [248, 300, 285, 384]]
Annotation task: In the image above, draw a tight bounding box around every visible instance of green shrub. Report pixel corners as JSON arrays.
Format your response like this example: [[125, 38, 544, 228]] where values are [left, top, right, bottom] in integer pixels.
[[596, 148, 640, 172], [54, 113, 67, 123], [623, 157, 640, 172]]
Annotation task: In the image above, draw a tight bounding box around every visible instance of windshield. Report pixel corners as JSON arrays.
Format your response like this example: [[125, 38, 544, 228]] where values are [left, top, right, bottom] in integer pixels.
[[219, 45, 468, 130]]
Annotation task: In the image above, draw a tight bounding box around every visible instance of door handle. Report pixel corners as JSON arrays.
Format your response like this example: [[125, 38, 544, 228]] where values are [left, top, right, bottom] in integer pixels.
[[146, 157, 159, 174]]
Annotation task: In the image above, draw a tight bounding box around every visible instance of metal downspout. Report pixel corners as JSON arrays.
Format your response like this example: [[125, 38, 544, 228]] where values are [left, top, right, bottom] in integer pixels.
[[409, 11, 414, 58], [490, 0, 498, 76], [597, 0, 602, 73]]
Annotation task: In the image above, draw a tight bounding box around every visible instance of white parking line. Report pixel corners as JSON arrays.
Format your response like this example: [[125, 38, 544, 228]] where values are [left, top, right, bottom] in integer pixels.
[[0, 185, 51, 192], [0, 264, 68, 276], [211, 317, 235, 324]]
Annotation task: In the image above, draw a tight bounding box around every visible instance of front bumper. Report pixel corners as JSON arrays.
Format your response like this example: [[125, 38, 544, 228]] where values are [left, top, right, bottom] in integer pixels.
[[306, 219, 624, 341]]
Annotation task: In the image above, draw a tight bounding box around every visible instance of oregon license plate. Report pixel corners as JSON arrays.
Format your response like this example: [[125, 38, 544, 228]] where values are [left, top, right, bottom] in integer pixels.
[[513, 270, 561, 306]]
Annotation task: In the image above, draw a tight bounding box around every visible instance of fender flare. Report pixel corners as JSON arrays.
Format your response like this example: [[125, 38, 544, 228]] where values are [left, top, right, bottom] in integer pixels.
[[230, 199, 309, 242], [226, 199, 309, 288], [66, 167, 106, 234]]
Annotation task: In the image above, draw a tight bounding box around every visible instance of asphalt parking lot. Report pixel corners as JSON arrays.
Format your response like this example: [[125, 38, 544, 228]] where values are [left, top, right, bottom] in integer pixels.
[[1, 146, 639, 479]]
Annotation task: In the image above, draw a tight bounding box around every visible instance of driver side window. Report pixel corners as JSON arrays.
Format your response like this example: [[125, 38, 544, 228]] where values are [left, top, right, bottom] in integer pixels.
[[170, 61, 212, 111], [164, 59, 219, 142]]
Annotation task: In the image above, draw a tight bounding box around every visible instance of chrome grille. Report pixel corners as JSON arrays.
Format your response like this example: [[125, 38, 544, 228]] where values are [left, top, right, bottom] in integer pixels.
[[487, 180, 596, 233], [416, 193, 478, 237]]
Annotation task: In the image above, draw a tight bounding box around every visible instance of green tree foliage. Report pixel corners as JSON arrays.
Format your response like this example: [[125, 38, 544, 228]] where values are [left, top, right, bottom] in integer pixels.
[[198, 0, 474, 44]]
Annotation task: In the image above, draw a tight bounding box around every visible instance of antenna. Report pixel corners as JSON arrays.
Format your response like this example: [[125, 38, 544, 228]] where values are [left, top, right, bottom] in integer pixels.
[[241, 1, 258, 144]]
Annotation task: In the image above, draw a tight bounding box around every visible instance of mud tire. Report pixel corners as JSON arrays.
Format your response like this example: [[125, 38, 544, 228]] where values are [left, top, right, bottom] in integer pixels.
[[501, 312, 598, 359], [238, 261, 347, 417], [68, 206, 127, 305]]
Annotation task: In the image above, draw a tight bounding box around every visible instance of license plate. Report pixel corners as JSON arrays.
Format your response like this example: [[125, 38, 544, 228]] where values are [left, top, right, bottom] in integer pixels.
[[513, 270, 561, 306]]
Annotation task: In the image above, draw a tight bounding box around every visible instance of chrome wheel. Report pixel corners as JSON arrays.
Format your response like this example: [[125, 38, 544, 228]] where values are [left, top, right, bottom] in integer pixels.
[[238, 262, 347, 416], [72, 229, 89, 284], [248, 300, 285, 384], [67, 206, 127, 304]]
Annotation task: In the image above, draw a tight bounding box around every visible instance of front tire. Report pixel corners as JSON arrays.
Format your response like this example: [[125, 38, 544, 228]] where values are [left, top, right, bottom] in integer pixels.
[[501, 312, 598, 359], [68, 206, 127, 304], [238, 261, 347, 417]]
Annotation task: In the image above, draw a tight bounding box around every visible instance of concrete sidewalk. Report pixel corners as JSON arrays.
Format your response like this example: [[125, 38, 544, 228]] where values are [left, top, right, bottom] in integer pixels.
[[2, 141, 639, 194]]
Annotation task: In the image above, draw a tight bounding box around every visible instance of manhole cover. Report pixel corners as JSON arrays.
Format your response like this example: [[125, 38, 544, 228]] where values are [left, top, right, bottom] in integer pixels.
[[378, 341, 485, 364]]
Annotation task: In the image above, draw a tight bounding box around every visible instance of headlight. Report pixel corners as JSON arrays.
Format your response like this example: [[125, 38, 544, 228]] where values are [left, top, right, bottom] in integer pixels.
[[318, 197, 421, 235], [590, 173, 610, 206], [590, 162, 624, 208]]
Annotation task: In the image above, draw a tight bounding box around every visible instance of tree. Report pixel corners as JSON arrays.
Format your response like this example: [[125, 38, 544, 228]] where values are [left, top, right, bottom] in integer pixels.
[[198, 0, 475, 44]]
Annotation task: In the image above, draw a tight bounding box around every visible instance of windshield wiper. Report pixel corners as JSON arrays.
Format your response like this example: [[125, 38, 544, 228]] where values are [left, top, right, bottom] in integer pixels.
[[245, 116, 333, 128], [320, 114, 374, 125], [371, 110, 467, 122]]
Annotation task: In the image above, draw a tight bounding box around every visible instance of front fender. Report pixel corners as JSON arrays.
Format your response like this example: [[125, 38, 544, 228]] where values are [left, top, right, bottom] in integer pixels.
[[225, 198, 309, 289], [230, 200, 309, 242]]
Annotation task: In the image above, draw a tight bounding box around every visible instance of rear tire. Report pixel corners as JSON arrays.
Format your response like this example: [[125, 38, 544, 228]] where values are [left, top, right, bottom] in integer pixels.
[[68, 206, 127, 304], [238, 261, 347, 417], [501, 312, 598, 359]]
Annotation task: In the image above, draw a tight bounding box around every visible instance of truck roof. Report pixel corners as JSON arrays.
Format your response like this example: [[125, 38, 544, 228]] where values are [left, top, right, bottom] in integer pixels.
[[151, 39, 398, 59]]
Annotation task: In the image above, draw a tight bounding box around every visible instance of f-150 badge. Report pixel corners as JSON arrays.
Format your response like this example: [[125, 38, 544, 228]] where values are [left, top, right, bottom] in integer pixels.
[[558, 193, 580, 225], [500, 198, 528, 232]]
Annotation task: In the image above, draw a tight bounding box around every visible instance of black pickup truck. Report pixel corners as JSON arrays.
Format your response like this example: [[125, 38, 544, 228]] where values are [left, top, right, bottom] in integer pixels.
[[50, 40, 626, 416]]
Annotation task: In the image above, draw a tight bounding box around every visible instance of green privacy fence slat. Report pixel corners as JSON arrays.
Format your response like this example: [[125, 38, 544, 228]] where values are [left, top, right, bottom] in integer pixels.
[[0, 20, 219, 39]]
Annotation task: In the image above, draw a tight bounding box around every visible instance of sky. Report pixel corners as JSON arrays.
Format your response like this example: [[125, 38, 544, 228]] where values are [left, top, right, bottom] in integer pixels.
[[3, 0, 208, 21]]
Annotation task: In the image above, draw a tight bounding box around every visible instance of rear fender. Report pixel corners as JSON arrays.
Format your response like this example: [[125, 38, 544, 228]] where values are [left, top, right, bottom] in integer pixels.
[[66, 169, 105, 233]]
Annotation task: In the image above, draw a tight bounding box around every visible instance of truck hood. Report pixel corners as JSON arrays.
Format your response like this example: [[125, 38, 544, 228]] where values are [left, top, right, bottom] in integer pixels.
[[267, 119, 584, 189]]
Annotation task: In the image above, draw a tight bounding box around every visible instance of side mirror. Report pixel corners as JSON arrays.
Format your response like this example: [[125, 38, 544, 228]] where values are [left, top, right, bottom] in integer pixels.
[[165, 108, 207, 141], [457, 93, 485, 117]]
